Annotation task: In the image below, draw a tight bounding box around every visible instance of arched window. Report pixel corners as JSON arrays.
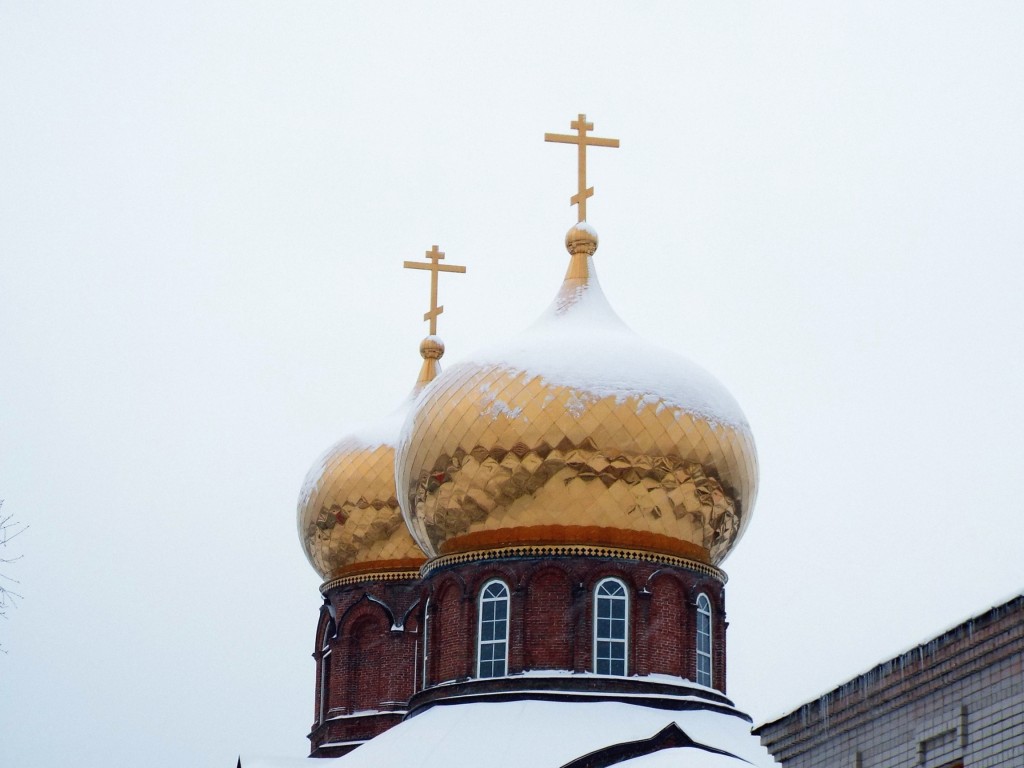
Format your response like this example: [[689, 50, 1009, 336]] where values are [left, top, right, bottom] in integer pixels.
[[477, 580, 509, 678], [696, 593, 712, 687], [594, 578, 628, 676], [318, 619, 335, 724]]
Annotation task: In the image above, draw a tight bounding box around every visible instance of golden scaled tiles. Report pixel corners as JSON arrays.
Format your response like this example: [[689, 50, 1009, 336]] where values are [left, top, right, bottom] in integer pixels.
[[298, 438, 426, 581], [396, 364, 758, 566]]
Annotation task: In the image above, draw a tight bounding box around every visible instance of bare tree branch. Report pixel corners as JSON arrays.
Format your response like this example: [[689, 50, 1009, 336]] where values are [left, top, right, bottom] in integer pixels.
[[0, 501, 28, 652]]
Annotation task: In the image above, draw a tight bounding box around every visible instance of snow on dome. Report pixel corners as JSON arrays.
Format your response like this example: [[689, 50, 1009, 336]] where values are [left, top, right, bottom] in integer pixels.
[[469, 261, 748, 429], [345, 403, 411, 451], [395, 234, 758, 567], [296, 338, 449, 584], [296, 393, 426, 584]]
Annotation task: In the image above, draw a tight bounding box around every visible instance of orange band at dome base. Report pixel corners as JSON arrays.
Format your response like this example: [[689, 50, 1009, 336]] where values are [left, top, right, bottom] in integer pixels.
[[424, 525, 725, 582], [438, 525, 711, 564]]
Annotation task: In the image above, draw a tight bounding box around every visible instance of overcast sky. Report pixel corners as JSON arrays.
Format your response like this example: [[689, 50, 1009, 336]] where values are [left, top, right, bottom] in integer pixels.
[[2, 3, 1023, 767]]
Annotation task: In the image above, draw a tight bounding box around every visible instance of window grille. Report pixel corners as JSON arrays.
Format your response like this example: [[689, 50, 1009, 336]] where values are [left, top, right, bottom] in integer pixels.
[[477, 580, 509, 678], [594, 578, 628, 676]]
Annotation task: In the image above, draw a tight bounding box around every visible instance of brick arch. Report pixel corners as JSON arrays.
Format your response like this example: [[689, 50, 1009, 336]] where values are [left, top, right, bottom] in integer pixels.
[[465, 563, 521, 595], [312, 577, 424, 756], [581, 563, 642, 593], [431, 578, 470, 683], [344, 610, 389, 713], [524, 565, 574, 670], [313, 606, 337, 724], [647, 571, 687, 678], [334, 592, 391, 633], [419, 576, 463, 689], [683, 581, 723, 612], [428, 570, 469, 603], [395, 595, 423, 634], [315, 605, 337, 655]]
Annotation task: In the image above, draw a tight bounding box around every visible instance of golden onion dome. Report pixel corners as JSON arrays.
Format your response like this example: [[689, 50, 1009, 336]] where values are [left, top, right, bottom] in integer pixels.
[[395, 223, 758, 569], [296, 338, 445, 585]]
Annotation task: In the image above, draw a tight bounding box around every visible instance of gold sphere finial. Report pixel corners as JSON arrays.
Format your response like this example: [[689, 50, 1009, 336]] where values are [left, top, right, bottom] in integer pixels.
[[420, 336, 445, 360], [566, 221, 598, 257]]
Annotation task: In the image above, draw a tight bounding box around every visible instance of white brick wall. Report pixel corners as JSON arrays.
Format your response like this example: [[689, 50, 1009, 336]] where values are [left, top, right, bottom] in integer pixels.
[[755, 596, 1024, 768]]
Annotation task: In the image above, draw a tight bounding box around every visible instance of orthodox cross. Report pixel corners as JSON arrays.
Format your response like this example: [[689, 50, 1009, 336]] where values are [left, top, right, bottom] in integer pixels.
[[544, 113, 620, 223], [403, 245, 466, 335]]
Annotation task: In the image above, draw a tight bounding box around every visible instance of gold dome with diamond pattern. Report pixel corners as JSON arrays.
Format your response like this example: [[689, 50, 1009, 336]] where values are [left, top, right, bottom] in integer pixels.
[[296, 340, 445, 585], [298, 241, 465, 585], [396, 223, 758, 568]]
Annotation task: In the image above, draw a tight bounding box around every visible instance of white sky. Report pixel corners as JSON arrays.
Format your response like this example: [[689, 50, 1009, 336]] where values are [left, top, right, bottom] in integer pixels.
[[1, 2, 1022, 766]]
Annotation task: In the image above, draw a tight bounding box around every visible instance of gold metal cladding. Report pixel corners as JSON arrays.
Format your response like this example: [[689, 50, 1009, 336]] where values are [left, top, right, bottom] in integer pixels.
[[298, 435, 427, 582], [545, 113, 619, 223], [422, 545, 727, 584], [396, 361, 758, 567], [299, 251, 455, 583], [403, 245, 466, 336]]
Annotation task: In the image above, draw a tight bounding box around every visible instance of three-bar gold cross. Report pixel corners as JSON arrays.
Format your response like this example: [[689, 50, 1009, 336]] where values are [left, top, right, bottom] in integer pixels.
[[403, 245, 466, 335], [545, 113, 619, 223]]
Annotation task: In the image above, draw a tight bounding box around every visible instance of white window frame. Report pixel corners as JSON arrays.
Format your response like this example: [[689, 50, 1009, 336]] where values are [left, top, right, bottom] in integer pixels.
[[593, 578, 629, 676], [476, 579, 510, 679], [696, 593, 712, 688], [318, 620, 334, 724]]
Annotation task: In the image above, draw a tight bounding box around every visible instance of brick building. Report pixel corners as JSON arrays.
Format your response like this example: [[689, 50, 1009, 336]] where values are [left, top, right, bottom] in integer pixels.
[[755, 594, 1024, 768], [240, 116, 779, 768]]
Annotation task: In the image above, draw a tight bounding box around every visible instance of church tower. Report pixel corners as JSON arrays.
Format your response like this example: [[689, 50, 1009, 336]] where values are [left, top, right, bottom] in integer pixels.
[[294, 115, 771, 767], [297, 245, 464, 756]]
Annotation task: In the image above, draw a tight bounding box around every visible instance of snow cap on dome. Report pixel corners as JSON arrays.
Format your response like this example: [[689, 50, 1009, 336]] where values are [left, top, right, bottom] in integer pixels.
[[396, 224, 758, 569], [296, 340, 445, 585]]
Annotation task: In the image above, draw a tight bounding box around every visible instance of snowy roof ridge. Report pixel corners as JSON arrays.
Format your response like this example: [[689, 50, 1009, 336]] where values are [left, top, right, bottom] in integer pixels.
[[756, 591, 1024, 729]]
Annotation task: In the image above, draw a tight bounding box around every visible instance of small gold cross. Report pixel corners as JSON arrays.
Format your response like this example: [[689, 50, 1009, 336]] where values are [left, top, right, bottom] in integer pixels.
[[545, 113, 620, 223], [403, 245, 466, 335]]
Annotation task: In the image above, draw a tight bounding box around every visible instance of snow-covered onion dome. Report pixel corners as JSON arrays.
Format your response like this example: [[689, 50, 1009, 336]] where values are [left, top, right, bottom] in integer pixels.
[[297, 338, 444, 586], [396, 224, 758, 569]]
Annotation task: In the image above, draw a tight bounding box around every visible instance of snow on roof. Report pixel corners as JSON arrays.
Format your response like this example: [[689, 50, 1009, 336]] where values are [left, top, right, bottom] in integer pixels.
[[269, 699, 776, 768], [466, 260, 748, 429], [236, 756, 315, 768], [757, 591, 1024, 728], [619, 749, 765, 768]]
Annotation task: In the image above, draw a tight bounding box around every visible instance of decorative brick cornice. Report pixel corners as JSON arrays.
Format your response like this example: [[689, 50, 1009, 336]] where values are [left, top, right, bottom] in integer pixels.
[[422, 544, 727, 583], [320, 568, 421, 593]]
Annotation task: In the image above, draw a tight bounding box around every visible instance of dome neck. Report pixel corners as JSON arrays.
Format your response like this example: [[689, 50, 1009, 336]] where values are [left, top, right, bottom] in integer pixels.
[[538, 223, 629, 331], [414, 356, 441, 390], [551, 252, 598, 314], [564, 250, 592, 282]]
